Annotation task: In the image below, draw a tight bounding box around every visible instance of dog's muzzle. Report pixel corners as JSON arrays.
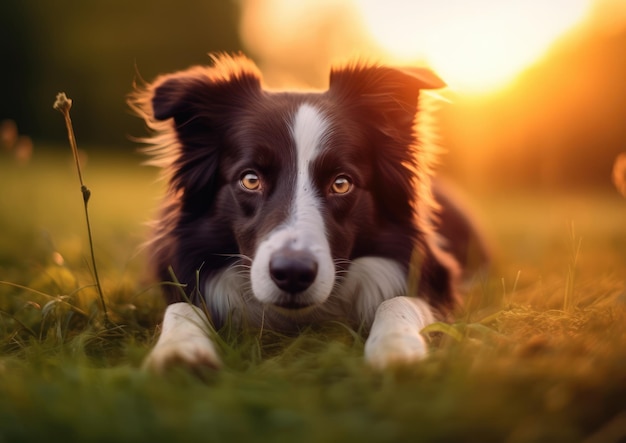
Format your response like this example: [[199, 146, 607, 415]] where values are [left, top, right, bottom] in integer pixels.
[[250, 224, 335, 310]]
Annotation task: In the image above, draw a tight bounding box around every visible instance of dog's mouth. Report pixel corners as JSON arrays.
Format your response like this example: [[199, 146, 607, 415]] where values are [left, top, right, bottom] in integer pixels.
[[266, 294, 320, 314]]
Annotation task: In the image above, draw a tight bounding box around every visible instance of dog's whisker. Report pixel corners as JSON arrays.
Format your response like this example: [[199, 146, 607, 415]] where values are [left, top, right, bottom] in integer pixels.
[[228, 264, 251, 273], [212, 252, 253, 263], [334, 275, 348, 285], [333, 258, 353, 270]]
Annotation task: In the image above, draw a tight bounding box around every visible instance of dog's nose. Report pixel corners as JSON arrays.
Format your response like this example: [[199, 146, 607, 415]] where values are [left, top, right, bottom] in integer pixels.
[[269, 248, 318, 294]]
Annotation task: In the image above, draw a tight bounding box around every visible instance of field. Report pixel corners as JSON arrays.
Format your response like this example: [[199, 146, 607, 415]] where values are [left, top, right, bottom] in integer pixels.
[[1, 147, 625, 442]]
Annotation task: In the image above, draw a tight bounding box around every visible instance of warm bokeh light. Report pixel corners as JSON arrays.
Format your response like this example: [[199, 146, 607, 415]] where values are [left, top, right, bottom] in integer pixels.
[[356, 0, 592, 93], [239, 0, 364, 88], [240, 0, 595, 94]]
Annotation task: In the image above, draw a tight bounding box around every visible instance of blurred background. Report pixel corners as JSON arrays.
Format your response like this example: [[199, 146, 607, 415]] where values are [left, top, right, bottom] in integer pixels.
[[1, 0, 626, 193]]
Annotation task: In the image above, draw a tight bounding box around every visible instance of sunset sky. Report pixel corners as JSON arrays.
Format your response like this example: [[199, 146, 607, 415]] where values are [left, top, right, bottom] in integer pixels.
[[240, 0, 624, 94], [355, 0, 591, 93]]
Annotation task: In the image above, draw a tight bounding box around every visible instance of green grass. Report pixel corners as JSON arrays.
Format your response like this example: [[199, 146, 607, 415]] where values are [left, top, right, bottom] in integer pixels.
[[1, 147, 626, 442]]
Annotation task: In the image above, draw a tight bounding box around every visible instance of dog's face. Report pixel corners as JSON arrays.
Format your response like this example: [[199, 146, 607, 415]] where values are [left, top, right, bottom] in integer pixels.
[[147, 56, 445, 315], [225, 101, 378, 311]]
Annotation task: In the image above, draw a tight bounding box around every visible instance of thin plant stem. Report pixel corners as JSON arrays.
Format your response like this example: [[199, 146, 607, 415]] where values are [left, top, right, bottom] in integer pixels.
[[53, 92, 109, 325]]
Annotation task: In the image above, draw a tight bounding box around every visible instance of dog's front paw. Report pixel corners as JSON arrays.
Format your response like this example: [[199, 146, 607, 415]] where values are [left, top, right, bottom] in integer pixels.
[[142, 303, 222, 375], [143, 335, 222, 375], [364, 332, 429, 370]]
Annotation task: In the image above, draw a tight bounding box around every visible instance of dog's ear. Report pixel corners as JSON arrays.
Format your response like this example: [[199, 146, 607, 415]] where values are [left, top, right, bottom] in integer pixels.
[[152, 76, 212, 122], [328, 64, 445, 125], [148, 57, 262, 208], [328, 64, 445, 133], [397, 67, 447, 90], [151, 66, 262, 126]]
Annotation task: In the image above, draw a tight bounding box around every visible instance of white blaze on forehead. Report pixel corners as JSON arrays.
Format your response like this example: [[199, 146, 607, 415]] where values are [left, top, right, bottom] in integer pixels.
[[289, 103, 329, 229], [291, 103, 329, 173], [249, 102, 335, 306]]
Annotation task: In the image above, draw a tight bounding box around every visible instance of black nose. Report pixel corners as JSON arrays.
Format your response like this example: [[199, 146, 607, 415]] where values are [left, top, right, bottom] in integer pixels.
[[269, 248, 318, 294]]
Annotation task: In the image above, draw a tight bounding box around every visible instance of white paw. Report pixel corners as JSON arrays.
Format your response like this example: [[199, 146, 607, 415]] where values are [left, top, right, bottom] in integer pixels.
[[143, 335, 222, 374], [142, 303, 222, 375], [364, 332, 429, 370]]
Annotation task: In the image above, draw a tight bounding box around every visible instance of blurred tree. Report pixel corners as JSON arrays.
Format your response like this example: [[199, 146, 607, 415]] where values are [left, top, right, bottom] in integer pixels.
[[0, 0, 242, 147], [0, 1, 38, 139]]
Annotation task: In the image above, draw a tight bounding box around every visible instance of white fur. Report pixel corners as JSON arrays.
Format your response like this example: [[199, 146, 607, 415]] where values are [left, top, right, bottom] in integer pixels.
[[203, 267, 254, 326], [143, 302, 221, 373], [339, 257, 408, 326], [250, 103, 335, 307], [364, 296, 435, 370]]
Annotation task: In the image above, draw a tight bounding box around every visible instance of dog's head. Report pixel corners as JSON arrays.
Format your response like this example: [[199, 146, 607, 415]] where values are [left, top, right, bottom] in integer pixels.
[[133, 54, 449, 317]]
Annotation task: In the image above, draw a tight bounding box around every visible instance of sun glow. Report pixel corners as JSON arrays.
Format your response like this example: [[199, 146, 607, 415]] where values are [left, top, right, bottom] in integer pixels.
[[239, 0, 595, 94], [356, 0, 592, 93]]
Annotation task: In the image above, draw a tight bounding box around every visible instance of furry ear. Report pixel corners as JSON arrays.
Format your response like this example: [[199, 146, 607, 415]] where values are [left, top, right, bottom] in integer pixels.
[[145, 55, 263, 208], [151, 64, 262, 126], [397, 67, 447, 90], [327, 63, 445, 146], [152, 76, 212, 122], [328, 64, 445, 118]]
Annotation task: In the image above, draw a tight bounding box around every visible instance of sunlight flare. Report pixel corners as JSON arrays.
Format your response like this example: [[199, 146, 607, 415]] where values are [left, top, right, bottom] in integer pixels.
[[356, 0, 592, 93]]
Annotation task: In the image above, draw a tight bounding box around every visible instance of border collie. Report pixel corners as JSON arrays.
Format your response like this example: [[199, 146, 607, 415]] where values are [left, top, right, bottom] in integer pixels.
[[131, 53, 486, 371]]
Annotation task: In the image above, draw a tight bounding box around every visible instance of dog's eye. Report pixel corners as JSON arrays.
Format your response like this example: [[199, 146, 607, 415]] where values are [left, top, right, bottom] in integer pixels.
[[331, 175, 353, 195], [240, 172, 261, 191]]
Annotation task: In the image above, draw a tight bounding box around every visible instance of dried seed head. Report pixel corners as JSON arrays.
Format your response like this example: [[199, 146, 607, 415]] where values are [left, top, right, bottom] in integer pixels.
[[53, 92, 73, 114]]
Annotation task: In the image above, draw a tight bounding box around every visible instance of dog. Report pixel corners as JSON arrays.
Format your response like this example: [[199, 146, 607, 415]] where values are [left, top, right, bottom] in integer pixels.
[[130, 53, 487, 372]]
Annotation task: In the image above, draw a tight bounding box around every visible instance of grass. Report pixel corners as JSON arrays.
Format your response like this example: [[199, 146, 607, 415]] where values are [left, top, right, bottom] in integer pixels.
[[1, 146, 626, 442]]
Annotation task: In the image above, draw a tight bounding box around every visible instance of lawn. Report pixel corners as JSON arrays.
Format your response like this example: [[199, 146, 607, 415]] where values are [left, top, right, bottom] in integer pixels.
[[1, 146, 625, 442]]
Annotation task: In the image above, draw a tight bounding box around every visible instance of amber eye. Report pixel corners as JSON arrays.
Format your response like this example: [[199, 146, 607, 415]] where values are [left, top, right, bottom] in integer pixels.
[[331, 175, 353, 195], [240, 172, 261, 191]]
